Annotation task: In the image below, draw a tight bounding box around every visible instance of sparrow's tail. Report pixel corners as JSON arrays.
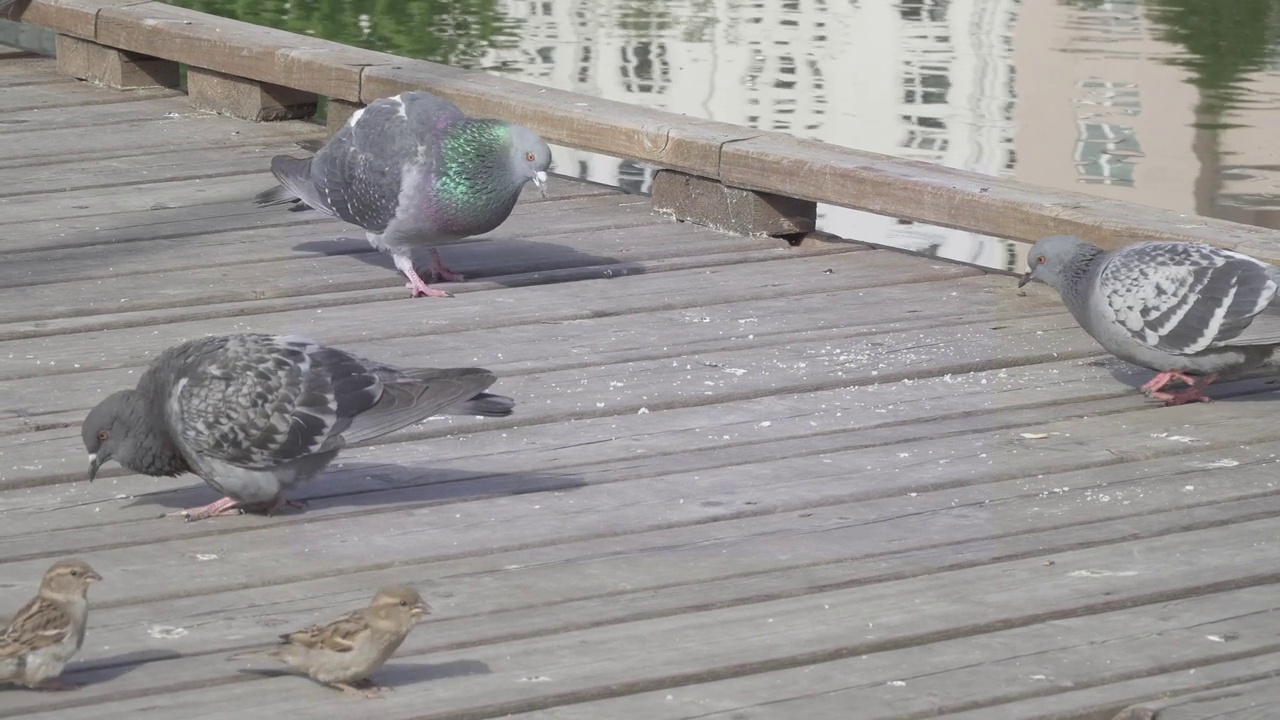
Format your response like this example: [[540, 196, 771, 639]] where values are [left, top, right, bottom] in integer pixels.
[[227, 647, 282, 662]]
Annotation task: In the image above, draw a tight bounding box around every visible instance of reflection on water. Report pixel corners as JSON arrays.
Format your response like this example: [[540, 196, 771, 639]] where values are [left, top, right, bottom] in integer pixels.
[[8, 0, 1280, 271]]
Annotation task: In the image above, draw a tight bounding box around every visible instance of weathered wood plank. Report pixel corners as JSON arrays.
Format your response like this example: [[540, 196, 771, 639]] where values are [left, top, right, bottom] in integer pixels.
[[0, 198, 695, 322], [0, 287, 1078, 504], [3, 333, 1269, 568], [0, 177, 629, 260], [6, 145, 299, 197], [0, 78, 177, 111], [0, 258, 1014, 436], [6, 388, 1276, 580], [0, 111, 322, 167], [0, 53, 73, 86], [928, 656, 1280, 720], [8, 510, 1280, 719], [0, 247, 941, 385], [1113, 678, 1280, 720], [0, 96, 234, 133], [497, 587, 1280, 720]]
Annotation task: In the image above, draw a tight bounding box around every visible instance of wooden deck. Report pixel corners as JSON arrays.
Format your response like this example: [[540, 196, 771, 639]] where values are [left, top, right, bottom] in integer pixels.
[[4, 50, 1280, 720]]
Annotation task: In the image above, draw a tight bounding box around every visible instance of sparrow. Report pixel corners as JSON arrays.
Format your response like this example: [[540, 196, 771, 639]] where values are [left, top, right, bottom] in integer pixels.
[[230, 586, 428, 698], [0, 560, 103, 691]]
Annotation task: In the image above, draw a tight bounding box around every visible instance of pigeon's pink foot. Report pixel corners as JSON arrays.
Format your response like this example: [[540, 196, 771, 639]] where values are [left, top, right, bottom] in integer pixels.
[[424, 248, 466, 283], [1140, 370, 1198, 394], [1148, 373, 1217, 406], [167, 496, 243, 521], [403, 278, 452, 298], [393, 254, 452, 298]]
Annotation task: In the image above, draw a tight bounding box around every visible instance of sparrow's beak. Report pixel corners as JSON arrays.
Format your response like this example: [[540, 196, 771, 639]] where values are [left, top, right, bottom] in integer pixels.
[[87, 453, 102, 482], [533, 170, 548, 199], [85, 571, 103, 583], [1017, 270, 1033, 288], [411, 602, 431, 619]]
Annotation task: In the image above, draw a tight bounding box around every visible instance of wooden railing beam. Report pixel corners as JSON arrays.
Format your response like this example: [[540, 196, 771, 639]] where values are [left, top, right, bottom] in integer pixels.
[[10, 0, 1280, 260]]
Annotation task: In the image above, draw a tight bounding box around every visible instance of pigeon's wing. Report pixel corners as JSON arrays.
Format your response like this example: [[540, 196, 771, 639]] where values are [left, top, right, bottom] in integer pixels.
[[305, 92, 466, 233], [172, 336, 502, 467], [280, 609, 367, 653], [1097, 242, 1280, 355], [338, 365, 500, 446], [171, 335, 383, 469], [0, 597, 70, 658]]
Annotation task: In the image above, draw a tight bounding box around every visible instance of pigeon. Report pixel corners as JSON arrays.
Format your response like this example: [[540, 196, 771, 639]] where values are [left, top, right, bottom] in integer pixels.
[[81, 334, 515, 520], [1, 560, 103, 691], [1019, 234, 1280, 405], [255, 91, 553, 298], [229, 586, 427, 699]]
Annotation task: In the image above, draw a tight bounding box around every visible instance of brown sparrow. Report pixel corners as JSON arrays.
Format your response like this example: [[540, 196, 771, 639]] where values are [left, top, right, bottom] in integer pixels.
[[231, 586, 428, 698], [0, 560, 103, 690]]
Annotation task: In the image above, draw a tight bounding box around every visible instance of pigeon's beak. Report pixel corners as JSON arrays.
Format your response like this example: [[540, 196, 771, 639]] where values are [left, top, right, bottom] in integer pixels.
[[1017, 270, 1033, 288], [87, 453, 102, 482], [533, 170, 548, 199]]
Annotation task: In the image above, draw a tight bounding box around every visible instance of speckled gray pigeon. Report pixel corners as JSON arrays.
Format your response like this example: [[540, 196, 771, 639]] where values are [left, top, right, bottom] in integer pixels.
[[81, 334, 515, 520], [1020, 234, 1280, 405], [255, 91, 552, 298]]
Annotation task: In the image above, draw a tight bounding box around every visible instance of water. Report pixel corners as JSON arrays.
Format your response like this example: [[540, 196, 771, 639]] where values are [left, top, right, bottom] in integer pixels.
[[9, 0, 1280, 271]]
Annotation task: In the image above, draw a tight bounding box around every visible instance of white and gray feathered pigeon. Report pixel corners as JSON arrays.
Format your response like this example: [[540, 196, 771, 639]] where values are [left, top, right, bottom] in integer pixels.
[[1020, 235, 1280, 405], [81, 334, 514, 520], [255, 91, 552, 298]]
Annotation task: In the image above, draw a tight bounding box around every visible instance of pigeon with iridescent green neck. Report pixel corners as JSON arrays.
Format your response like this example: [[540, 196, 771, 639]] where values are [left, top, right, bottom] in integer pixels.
[[255, 91, 552, 298]]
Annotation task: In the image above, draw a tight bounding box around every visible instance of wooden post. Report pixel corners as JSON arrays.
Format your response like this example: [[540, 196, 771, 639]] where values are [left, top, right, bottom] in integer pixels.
[[186, 67, 318, 122], [54, 35, 179, 90], [651, 169, 816, 238]]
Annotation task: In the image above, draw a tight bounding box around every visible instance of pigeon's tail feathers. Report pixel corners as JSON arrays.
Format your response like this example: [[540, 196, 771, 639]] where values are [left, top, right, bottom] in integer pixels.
[[445, 391, 515, 418], [253, 184, 301, 208], [256, 155, 332, 215], [1222, 308, 1280, 347], [341, 367, 499, 446]]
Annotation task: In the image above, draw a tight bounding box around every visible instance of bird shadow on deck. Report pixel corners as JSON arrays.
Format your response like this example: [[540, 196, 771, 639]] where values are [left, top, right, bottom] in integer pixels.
[[1093, 358, 1280, 403], [292, 237, 648, 290], [64, 649, 183, 685], [235, 658, 491, 686], [124, 463, 587, 515]]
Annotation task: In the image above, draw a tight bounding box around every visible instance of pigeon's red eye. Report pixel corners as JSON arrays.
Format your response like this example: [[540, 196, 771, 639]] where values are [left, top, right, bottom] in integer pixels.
[[1036, 255, 1046, 265], [97, 430, 109, 442], [525, 152, 536, 162]]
